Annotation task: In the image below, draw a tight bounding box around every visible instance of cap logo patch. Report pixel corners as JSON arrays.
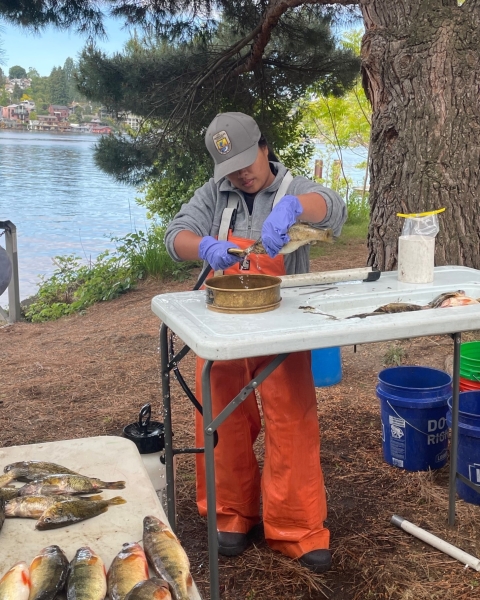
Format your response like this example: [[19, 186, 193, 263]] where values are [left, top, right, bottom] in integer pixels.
[[213, 131, 231, 155]]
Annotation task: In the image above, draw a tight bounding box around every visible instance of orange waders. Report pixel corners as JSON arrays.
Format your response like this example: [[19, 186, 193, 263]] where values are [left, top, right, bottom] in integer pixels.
[[195, 235, 329, 558]]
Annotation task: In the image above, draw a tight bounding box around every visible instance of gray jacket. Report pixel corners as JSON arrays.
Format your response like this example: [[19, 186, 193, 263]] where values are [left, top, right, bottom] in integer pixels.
[[164, 162, 347, 275]]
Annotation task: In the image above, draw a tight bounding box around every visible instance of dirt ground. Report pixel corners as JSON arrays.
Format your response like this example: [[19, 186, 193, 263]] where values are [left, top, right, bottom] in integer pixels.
[[2, 238, 480, 600]]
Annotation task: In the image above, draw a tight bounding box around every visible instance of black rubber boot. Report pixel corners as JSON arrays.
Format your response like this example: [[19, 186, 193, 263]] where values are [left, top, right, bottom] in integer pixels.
[[217, 531, 249, 556], [298, 549, 332, 573]]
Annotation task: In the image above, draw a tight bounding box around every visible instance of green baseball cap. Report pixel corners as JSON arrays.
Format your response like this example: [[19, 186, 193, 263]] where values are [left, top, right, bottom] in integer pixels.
[[205, 112, 261, 182]]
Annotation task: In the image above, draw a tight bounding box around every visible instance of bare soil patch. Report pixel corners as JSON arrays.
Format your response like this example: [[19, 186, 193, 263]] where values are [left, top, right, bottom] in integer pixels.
[[2, 237, 480, 599]]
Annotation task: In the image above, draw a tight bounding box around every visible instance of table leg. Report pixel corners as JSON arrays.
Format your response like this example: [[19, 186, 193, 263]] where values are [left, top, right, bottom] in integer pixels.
[[160, 323, 176, 531], [448, 332, 461, 526], [201, 359, 219, 600], [201, 353, 289, 600]]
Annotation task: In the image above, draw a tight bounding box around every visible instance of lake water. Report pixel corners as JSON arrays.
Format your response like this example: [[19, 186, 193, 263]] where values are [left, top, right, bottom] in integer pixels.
[[0, 131, 147, 301], [0, 131, 368, 303]]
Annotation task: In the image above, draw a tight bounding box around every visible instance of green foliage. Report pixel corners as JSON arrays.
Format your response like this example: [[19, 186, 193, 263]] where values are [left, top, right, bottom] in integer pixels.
[[305, 29, 371, 208], [24, 254, 134, 322], [12, 83, 23, 102], [76, 9, 360, 187], [9, 65, 27, 79], [383, 344, 407, 367], [113, 227, 198, 281], [24, 227, 196, 322]]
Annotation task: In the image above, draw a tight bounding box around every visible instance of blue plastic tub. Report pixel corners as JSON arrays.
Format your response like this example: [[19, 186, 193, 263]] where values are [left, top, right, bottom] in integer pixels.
[[447, 391, 480, 505], [311, 347, 342, 387], [377, 366, 451, 471]]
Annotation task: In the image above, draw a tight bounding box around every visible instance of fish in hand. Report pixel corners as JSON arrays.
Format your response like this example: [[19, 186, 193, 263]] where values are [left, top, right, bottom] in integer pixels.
[[107, 542, 150, 600], [19, 474, 125, 496], [28, 545, 69, 600], [0, 562, 30, 600], [36, 496, 126, 530], [5, 494, 103, 519], [67, 547, 107, 600], [3, 461, 81, 482], [124, 578, 172, 600], [227, 223, 333, 258], [143, 515, 192, 600]]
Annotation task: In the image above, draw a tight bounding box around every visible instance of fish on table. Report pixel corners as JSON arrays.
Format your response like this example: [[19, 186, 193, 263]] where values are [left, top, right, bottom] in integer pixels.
[[0, 487, 21, 502], [19, 474, 125, 496], [67, 547, 107, 600], [28, 545, 69, 600], [124, 577, 172, 600], [346, 290, 480, 319], [0, 562, 30, 600], [227, 223, 333, 258], [107, 542, 150, 600], [36, 496, 126, 530], [3, 461, 81, 482], [5, 494, 103, 519], [143, 515, 192, 600]]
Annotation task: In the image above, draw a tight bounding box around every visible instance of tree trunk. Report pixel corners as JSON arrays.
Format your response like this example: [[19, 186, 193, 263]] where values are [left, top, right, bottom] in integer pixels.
[[360, 0, 480, 270]]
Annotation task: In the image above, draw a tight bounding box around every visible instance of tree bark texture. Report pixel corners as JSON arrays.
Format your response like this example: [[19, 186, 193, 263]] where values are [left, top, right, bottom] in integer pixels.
[[360, 0, 480, 270]]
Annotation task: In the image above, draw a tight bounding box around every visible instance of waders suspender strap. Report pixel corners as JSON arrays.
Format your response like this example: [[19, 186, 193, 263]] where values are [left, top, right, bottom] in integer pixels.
[[215, 170, 293, 276], [168, 170, 293, 450]]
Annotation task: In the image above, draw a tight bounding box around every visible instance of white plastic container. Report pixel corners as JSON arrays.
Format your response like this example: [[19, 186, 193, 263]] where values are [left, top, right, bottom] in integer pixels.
[[398, 235, 435, 283]]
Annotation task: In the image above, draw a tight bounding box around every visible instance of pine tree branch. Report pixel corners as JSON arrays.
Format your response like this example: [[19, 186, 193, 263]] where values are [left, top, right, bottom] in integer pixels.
[[234, 0, 359, 75]]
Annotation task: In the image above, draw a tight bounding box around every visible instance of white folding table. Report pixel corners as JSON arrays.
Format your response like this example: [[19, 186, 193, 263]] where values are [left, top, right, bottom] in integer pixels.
[[0, 436, 202, 600], [152, 266, 480, 600]]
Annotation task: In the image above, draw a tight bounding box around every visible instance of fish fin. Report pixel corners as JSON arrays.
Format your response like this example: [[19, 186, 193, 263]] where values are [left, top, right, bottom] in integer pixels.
[[164, 530, 178, 541], [187, 573, 193, 587], [107, 496, 127, 506], [80, 494, 103, 501], [226, 248, 246, 257], [21, 569, 31, 587], [103, 481, 126, 489]]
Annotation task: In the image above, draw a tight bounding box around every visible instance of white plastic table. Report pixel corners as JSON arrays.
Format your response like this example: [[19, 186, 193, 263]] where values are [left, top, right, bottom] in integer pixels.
[[152, 266, 480, 600], [0, 436, 201, 600]]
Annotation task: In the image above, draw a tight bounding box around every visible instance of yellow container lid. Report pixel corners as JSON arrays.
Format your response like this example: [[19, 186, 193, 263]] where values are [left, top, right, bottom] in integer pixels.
[[397, 208, 446, 218]]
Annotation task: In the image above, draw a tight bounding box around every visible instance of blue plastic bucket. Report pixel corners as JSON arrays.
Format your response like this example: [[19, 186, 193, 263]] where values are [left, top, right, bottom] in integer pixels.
[[447, 392, 480, 505], [376, 366, 451, 471], [311, 347, 342, 387]]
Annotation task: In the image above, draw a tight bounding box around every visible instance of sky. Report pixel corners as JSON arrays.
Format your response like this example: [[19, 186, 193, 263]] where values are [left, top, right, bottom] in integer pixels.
[[1, 17, 133, 76]]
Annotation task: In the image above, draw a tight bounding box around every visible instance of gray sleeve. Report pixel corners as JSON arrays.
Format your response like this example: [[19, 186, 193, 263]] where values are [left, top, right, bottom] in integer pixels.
[[290, 177, 347, 237], [164, 179, 218, 261]]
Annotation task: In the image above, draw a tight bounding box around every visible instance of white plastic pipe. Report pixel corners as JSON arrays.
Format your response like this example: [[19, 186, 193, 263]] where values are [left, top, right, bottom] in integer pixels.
[[391, 514, 480, 571]]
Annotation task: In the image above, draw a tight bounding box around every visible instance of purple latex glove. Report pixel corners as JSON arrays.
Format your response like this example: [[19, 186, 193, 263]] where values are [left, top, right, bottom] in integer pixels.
[[261, 194, 304, 258], [198, 236, 242, 271]]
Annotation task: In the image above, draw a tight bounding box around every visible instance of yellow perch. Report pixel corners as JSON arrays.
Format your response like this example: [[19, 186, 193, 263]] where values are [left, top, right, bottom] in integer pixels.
[[227, 223, 333, 258], [107, 542, 149, 600], [6, 494, 103, 519], [29, 545, 69, 600], [67, 547, 107, 600], [124, 578, 172, 599], [0, 562, 30, 600], [19, 474, 125, 496], [3, 461, 80, 482], [143, 515, 192, 600], [36, 496, 126, 530]]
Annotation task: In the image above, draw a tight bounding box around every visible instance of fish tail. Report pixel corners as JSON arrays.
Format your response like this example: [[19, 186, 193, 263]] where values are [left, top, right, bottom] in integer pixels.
[[107, 496, 127, 506], [0, 473, 15, 488], [103, 481, 126, 489]]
